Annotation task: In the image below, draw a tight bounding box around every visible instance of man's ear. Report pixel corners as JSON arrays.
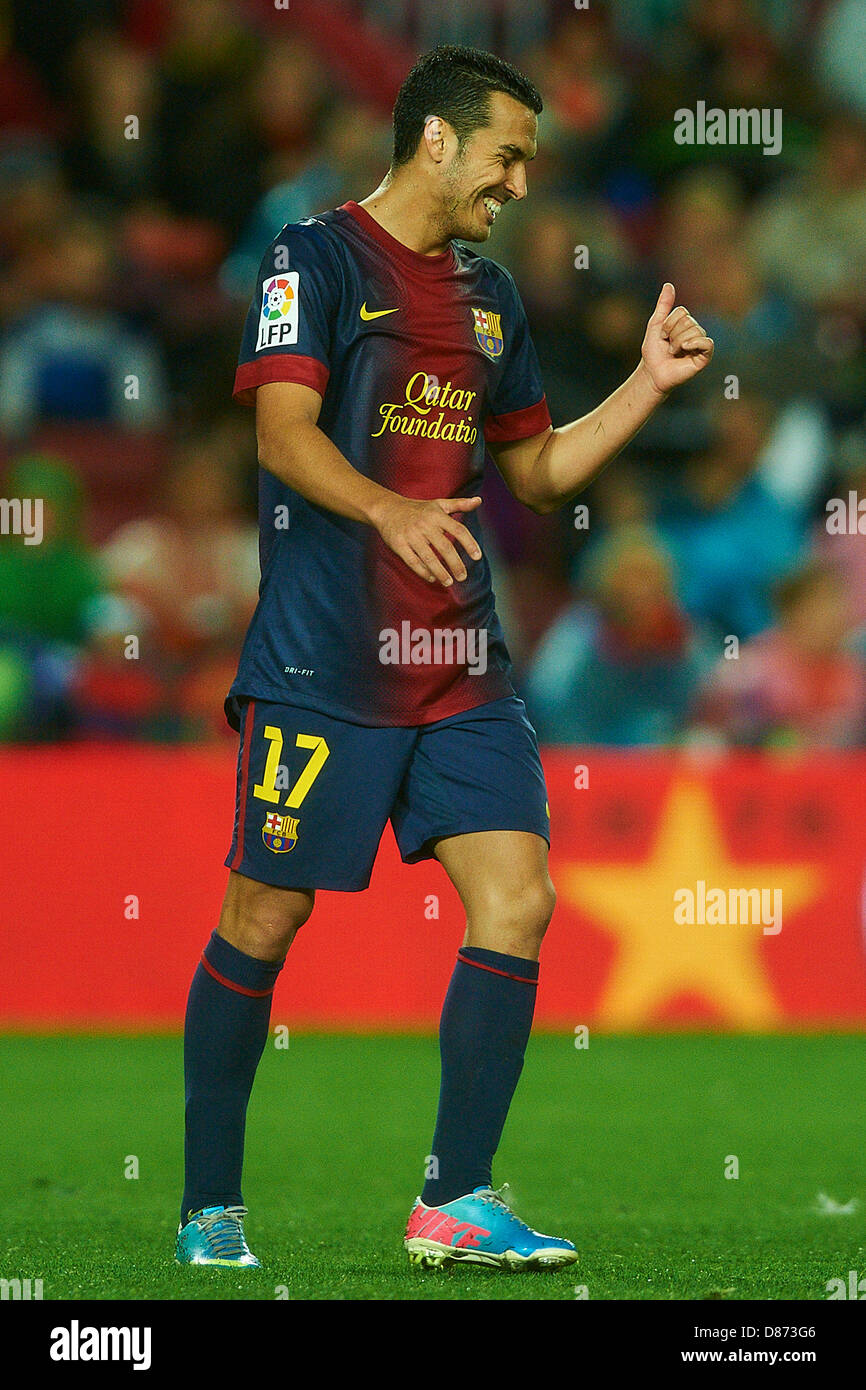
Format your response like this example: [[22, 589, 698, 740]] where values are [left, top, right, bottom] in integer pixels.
[[422, 114, 448, 164]]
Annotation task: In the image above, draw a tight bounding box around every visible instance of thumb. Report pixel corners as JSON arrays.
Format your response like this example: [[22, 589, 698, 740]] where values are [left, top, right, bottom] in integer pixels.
[[438, 495, 482, 512], [648, 282, 676, 326]]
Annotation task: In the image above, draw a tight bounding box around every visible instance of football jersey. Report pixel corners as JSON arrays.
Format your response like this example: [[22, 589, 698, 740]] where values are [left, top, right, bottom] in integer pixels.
[[227, 200, 551, 729]]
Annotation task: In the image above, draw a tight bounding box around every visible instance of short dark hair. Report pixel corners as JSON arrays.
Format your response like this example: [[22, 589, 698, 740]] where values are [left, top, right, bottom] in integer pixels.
[[391, 45, 542, 169]]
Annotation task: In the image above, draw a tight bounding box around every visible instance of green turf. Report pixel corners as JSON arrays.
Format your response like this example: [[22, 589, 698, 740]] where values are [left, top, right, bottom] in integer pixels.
[[1, 1033, 864, 1300]]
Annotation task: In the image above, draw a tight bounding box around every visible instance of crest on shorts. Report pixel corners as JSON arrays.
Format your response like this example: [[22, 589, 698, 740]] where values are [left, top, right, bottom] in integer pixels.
[[472, 307, 504, 359], [262, 811, 300, 853]]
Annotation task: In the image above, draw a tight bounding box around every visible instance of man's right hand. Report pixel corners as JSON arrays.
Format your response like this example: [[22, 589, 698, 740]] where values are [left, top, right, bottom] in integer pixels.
[[370, 494, 483, 587]]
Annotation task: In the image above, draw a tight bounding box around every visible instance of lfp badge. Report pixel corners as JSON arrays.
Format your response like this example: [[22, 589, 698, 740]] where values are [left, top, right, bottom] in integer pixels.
[[262, 811, 300, 853], [472, 307, 504, 359], [256, 272, 300, 351]]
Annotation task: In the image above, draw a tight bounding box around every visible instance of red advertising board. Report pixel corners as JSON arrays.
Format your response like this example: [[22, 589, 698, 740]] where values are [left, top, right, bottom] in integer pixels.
[[2, 746, 865, 1029]]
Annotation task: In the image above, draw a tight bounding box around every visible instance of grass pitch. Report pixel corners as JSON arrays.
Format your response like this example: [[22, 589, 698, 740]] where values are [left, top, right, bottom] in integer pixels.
[[1, 1033, 863, 1301]]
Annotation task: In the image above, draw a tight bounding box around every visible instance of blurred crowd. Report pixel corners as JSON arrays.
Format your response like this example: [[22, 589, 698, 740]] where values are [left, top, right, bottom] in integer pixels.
[[1, 0, 866, 748]]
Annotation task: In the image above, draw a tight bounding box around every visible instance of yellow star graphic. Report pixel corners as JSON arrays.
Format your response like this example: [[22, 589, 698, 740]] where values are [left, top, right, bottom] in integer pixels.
[[560, 779, 822, 1028]]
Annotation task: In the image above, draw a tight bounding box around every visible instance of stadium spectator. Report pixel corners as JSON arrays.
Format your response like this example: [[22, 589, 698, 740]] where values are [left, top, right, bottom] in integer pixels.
[[652, 167, 747, 310], [0, 140, 72, 324], [525, 527, 706, 745], [0, 210, 167, 435], [147, 0, 263, 237], [676, 227, 818, 401], [0, 452, 102, 642], [686, 240, 801, 371], [0, 453, 105, 738], [692, 562, 866, 748], [748, 108, 866, 316], [64, 31, 158, 204], [92, 435, 259, 739], [657, 394, 807, 641], [524, 7, 633, 189]]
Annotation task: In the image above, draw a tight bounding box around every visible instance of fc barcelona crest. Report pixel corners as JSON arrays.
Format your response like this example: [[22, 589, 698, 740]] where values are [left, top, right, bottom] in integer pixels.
[[262, 811, 300, 853], [472, 307, 504, 359]]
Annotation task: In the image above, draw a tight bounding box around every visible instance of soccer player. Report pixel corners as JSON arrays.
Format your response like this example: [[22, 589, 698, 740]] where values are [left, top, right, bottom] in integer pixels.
[[176, 46, 713, 1272]]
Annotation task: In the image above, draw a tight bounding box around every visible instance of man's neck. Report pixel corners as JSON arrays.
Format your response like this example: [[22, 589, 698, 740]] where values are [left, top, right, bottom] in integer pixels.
[[358, 174, 452, 257]]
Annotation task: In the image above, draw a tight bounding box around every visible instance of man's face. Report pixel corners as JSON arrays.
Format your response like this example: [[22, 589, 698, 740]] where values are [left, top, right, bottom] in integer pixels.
[[438, 91, 537, 242]]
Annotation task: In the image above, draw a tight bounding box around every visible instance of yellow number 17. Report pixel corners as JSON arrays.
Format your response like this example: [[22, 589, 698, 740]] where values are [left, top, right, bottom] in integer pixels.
[[253, 726, 330, 808]]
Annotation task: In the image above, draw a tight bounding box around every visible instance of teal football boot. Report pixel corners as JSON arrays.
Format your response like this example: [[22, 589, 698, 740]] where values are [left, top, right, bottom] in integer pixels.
[[175, 1205, 261, 1267]]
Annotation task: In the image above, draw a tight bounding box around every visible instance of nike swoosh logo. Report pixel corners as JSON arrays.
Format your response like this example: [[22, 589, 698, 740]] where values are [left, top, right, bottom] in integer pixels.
[[360, 302, 399, 320]]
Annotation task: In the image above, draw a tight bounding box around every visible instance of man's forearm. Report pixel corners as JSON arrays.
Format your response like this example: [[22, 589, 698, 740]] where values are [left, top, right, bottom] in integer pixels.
[[525, 361, 668, 512], [258, 417, 396, 527]]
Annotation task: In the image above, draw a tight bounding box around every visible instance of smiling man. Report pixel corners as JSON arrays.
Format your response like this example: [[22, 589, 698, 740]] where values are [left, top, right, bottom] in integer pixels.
[[176, 46, 713, 1274]]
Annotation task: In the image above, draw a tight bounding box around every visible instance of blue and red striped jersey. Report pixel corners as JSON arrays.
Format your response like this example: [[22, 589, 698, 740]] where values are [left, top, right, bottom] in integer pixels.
[[227, 200, 551, 728]]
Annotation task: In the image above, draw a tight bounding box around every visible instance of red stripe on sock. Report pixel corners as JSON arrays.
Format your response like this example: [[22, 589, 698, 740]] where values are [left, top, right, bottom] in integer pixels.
[[456, 952, 539, 985], [230, 700, 256, 870], [199, 952, 275, 998]]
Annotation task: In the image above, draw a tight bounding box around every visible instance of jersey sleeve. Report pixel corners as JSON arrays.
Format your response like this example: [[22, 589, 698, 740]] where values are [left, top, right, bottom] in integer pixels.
[[483, 265, 552, 445], [232, 222, 340, 406]]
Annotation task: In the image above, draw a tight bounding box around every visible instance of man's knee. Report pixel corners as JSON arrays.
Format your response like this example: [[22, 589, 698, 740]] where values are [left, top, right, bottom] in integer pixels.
[[466, 873, 556, 958], [217, 871, 315, 961], [507, 874, 556, 944]]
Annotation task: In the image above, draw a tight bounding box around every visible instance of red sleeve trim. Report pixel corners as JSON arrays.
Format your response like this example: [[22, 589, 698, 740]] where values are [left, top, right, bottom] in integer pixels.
[[233, 354, 330, 406], [484, 396, 552, 444]]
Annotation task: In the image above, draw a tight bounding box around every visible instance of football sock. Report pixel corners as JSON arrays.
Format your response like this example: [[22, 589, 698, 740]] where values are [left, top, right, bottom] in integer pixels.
[[180, 930, 283, 1226], [421, 945, 539, 1207]]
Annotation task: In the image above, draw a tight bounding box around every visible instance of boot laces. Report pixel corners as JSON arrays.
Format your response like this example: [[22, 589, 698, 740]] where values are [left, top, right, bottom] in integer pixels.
[[192, 1205, 251, 1258]]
